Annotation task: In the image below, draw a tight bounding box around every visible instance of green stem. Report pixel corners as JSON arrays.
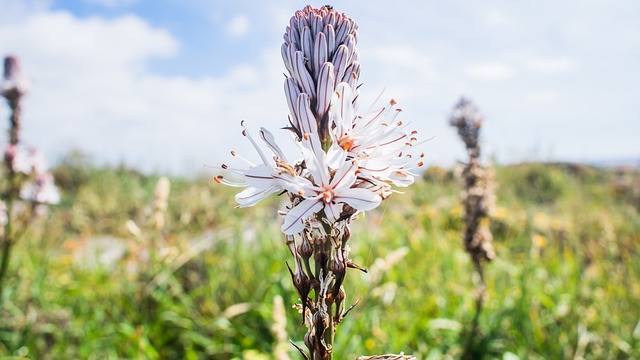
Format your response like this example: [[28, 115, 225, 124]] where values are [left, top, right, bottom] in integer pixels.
[[0, 196, 15, 302]]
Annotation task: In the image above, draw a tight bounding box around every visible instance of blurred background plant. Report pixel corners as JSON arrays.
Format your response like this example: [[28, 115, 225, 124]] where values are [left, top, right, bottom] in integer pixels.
[[449, 97, 496, 359], [0, 148, 638, 358], [0, 55, 59, 302]]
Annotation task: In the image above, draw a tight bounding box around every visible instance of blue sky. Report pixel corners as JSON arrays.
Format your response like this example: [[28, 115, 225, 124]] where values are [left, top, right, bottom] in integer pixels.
[[1, 0, 638, 174]]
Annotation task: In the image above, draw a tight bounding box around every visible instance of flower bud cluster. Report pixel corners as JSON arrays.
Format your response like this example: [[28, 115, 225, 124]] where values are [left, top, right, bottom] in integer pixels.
[[282, 5, 360, 142]]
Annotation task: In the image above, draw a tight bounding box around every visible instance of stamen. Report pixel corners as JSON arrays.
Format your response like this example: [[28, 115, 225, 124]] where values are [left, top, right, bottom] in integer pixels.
[[279, 162, 297, 176], [390, 99, 397, 106], [222, 164, 228, 169], [338, 135, 354, 151]]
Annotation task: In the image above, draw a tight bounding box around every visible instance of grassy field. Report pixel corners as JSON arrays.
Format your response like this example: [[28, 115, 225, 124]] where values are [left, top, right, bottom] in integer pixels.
[[0, 155, 639, 359]]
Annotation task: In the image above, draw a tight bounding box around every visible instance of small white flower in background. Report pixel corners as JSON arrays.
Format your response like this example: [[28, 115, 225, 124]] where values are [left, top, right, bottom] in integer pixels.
[[3, 145, 60, 205], [4, 145, 47, 175], [20, 172, 60, 205]]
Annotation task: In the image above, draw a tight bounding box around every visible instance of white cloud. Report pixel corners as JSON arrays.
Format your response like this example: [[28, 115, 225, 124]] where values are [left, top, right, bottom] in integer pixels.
[[463, 62, 514, 81], [84, 0, 138, 8], [1, 1, 638, 174], [482, 9, 516, 28], [524, 90, 561, 105], [226, 15, 250, 38], [367, 45, 438, 80], [0, 8, 284, 174], [522, 56, 577, 74]]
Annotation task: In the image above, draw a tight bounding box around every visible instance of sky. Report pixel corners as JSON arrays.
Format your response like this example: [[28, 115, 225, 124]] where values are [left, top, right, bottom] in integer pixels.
[[0, 0, 638, 175]]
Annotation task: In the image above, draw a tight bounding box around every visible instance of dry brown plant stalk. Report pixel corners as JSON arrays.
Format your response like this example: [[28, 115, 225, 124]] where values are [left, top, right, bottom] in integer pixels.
[[449, 97, 496, 358]]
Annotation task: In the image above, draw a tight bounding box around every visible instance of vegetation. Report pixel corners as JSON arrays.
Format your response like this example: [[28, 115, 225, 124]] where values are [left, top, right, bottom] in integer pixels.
[[0, 157, 639, 359]]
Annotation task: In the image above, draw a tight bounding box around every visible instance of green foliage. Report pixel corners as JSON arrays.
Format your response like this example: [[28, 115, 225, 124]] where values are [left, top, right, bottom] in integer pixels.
[[0, 160, 639, 359]]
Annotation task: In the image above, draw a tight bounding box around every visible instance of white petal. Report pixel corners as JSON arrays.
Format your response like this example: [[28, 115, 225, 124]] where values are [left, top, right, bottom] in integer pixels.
[[330, 159, 358, 192], [259, 127, 287, 161], [332, 82, 353, 136], [273, 171, 317, 197], [324, 201, 342, 223], [326, 143, 346, 170], [342, 61, 360, 87], [236, 186, 279, 207], [281, 198, 323, 235], [241, 122, 270, 165], [243, 165, 277, 188], [334, 187, 381, 211], [300, 132, 330, 185], [387, 170, 416, 187], [358, 159, 392, 178]]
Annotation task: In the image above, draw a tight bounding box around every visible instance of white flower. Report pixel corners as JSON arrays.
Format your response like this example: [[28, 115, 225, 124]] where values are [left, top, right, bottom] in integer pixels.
[[214, 5, 425, 237], [327, 83, 424, 187], [214, 121, 288, 208], [4, 145, 46, 175], [20, 173, 60, 205], [277, 132, 381, 235]]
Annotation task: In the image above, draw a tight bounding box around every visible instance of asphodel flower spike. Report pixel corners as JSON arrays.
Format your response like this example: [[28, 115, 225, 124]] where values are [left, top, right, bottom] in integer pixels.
[[213, 6, 422, 359]]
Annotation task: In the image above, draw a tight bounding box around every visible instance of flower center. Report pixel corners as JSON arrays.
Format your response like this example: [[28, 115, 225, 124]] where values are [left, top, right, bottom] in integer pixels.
[[322, 190, 333, 203], [338, 135, 354, 151]]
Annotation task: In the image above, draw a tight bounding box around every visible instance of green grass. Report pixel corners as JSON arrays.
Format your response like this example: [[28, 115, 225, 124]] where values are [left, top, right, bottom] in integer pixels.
[[0, 160, 639, 359]]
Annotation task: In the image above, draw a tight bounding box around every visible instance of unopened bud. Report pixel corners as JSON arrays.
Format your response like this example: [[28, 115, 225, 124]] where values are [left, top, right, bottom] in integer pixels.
[[297, 233, 313, 259]]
